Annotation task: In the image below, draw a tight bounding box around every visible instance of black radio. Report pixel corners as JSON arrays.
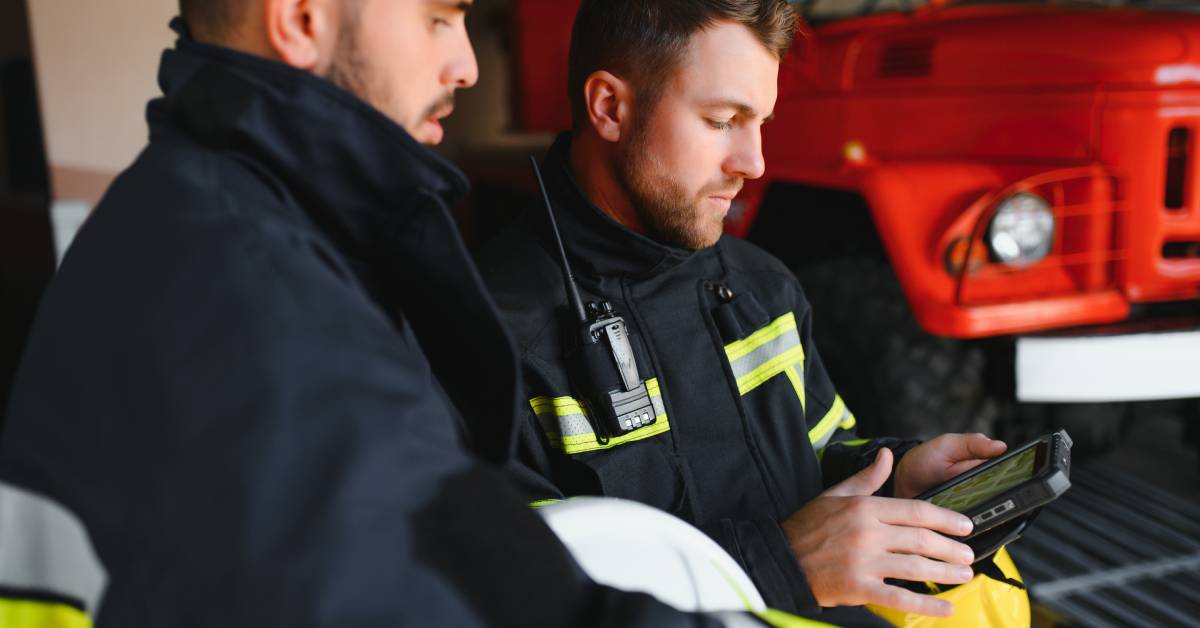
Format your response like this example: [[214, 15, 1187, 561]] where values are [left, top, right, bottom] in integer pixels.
[[529, 157, 656, 442]]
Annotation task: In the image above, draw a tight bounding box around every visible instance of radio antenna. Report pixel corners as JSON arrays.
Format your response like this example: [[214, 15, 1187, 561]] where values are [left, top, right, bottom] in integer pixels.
[[529, 156, 587, 323]]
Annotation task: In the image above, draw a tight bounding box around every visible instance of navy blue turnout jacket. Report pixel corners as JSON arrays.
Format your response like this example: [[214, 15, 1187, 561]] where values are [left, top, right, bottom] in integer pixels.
[[478, 135, 919, 619], [0, 23, 714, 628]]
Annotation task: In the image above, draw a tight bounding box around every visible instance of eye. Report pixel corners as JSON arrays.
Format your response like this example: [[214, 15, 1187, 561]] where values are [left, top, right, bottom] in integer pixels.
[[707, 118, 733, 131], [432, 16, 451, 28]]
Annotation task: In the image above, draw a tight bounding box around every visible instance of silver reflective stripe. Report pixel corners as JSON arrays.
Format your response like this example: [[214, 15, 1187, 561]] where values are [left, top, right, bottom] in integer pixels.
[[556, 412, 592, 437], [649, 391, 666, 418], [727, 328, 802, 383], [531, 398, 593, 438], [529, 378, 671, 455], [809, 396, 853, 451], [530, 380, 666, 440], [0, 482, 107, 613]]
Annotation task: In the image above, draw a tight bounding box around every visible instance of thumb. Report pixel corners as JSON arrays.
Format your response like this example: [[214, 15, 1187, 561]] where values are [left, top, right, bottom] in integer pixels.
[[823, 447, 893, 497]]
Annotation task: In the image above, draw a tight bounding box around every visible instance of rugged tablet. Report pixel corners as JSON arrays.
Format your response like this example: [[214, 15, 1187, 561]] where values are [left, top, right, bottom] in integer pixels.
[[917, 430, 1072, 558]]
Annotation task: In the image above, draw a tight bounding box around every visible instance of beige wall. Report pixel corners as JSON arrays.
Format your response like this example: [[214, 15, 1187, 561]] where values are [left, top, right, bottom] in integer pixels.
[[27, 0, 534, 203], [28, 0, 177, 200]]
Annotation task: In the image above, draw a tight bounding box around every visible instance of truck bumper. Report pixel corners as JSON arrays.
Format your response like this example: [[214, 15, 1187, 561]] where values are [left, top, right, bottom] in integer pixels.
[[1016, 325, 1200, 402]]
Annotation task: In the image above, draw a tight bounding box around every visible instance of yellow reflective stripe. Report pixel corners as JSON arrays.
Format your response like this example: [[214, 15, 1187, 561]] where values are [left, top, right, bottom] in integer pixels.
[[529, 499, 561, 509], [724, 313, 798, 362], [783, 365, 806, 413], [529, 396, 585, 416], [735, 345, 806, 395], [709, 560, 755, 611], [530, 380, 664, 420], [0, 597, 92, 628], [711, 562, 835, 626], [808, 395, 848, 448], [530, 378, 670, 455], [725, 313, 806, 397], [547, 417, 671, 454]]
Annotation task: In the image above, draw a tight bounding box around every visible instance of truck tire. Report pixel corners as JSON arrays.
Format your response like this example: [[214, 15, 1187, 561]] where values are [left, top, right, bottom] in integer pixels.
[[1008, 402, 1126, 459], [1185, 400, 1200, 470], [1051, 402, 1127, 459], [794, 257, 993, 440]]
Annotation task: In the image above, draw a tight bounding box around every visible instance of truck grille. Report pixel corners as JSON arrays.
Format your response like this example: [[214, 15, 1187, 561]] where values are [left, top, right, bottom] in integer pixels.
[[1164, 127, 1191, 212], [879, 39, 935, 78]]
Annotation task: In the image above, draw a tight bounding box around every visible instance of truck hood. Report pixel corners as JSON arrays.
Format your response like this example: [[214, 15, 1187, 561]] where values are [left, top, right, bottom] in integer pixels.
[[822, 5, 1200, 90]]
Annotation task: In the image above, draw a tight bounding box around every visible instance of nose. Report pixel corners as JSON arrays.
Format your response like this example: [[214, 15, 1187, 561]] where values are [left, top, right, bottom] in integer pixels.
[[444, 28, 479, 89], [724, 126, 766, 181]]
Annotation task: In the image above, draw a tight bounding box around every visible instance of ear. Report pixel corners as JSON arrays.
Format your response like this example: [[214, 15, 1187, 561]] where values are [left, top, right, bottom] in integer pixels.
[[581, 70, 635, 144], [263, 0, 340, 72]]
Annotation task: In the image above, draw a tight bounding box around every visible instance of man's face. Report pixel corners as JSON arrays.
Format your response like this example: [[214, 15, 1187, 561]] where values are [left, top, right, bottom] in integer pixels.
[[327, 0, 478, 145], [617, 22, 778, 249]]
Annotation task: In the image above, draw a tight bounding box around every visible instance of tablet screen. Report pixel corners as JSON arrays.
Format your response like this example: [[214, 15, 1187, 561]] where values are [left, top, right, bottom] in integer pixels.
[[928, 445, 1040, 512]]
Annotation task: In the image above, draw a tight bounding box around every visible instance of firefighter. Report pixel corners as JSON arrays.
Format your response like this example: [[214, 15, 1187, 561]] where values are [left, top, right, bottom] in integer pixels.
[[476, 0, 1010, 621], [0, 1, 728, 626]]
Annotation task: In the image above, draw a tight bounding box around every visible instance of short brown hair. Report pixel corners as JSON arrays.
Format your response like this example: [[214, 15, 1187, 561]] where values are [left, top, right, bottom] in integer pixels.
[[567, 0, 797, 127], [178, 0, 243, 42]]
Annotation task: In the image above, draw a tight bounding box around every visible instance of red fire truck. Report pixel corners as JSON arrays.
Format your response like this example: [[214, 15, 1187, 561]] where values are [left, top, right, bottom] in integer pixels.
[[508, 0, 1200, 454]]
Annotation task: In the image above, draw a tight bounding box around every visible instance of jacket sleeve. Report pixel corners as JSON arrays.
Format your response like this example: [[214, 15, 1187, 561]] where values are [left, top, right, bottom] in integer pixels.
[[505, 404, 832, 620], [506, 379, 823, 616], [506, 409, 573, 505], [697, 518, 819, 613], [794, 289, 922, 495], [0, 224, 718, 628]]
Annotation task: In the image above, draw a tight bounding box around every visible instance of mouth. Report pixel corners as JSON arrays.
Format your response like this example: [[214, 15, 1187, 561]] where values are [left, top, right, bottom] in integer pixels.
[[706, 196, 734, 216], [415, 94, 457, 144], [423, 93, 456, 123], [424, 111, 452, 132], [707, 180, 743, 201], [707, 187, 741, 204], [418, 112, 450, 145]]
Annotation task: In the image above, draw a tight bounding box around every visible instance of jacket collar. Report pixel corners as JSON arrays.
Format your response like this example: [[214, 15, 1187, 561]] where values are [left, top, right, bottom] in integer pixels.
[[149, 21, 521, 465], [149, 19, 469, 250], [541, 133, 697, 279]]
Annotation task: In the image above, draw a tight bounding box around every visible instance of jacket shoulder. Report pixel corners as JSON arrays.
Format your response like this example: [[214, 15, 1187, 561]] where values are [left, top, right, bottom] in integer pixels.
[[718, 236, 801, 287], [475, 214, 566, 352], [104, 138, 304, 233], [61, 140, 362, 323]]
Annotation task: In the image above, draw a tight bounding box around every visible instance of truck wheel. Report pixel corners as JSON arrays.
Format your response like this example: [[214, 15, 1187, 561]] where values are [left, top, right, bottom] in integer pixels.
[[1008, 402, 1126, 459], [1050, 402, 1127, 459], [794, 258, 993, 440], [1185, 400, 1200, 470]]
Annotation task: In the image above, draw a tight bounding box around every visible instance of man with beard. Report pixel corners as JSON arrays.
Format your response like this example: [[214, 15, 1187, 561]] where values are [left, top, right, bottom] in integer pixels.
[[0, 1, 735, 626], [477, 0, 1008, 621]]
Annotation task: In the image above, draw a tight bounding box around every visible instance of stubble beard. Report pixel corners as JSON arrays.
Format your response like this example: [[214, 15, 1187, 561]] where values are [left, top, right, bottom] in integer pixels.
[[616, 113, 739, 250], [325, 9, 452, 141]]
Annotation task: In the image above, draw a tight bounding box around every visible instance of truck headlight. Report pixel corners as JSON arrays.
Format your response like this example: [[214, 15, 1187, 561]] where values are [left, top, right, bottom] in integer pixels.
[[987, 193, 1055, 268]]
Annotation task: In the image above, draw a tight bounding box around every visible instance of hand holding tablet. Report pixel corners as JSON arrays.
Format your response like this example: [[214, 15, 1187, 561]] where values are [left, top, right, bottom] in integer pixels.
[[916, 430, 1073, 562]]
